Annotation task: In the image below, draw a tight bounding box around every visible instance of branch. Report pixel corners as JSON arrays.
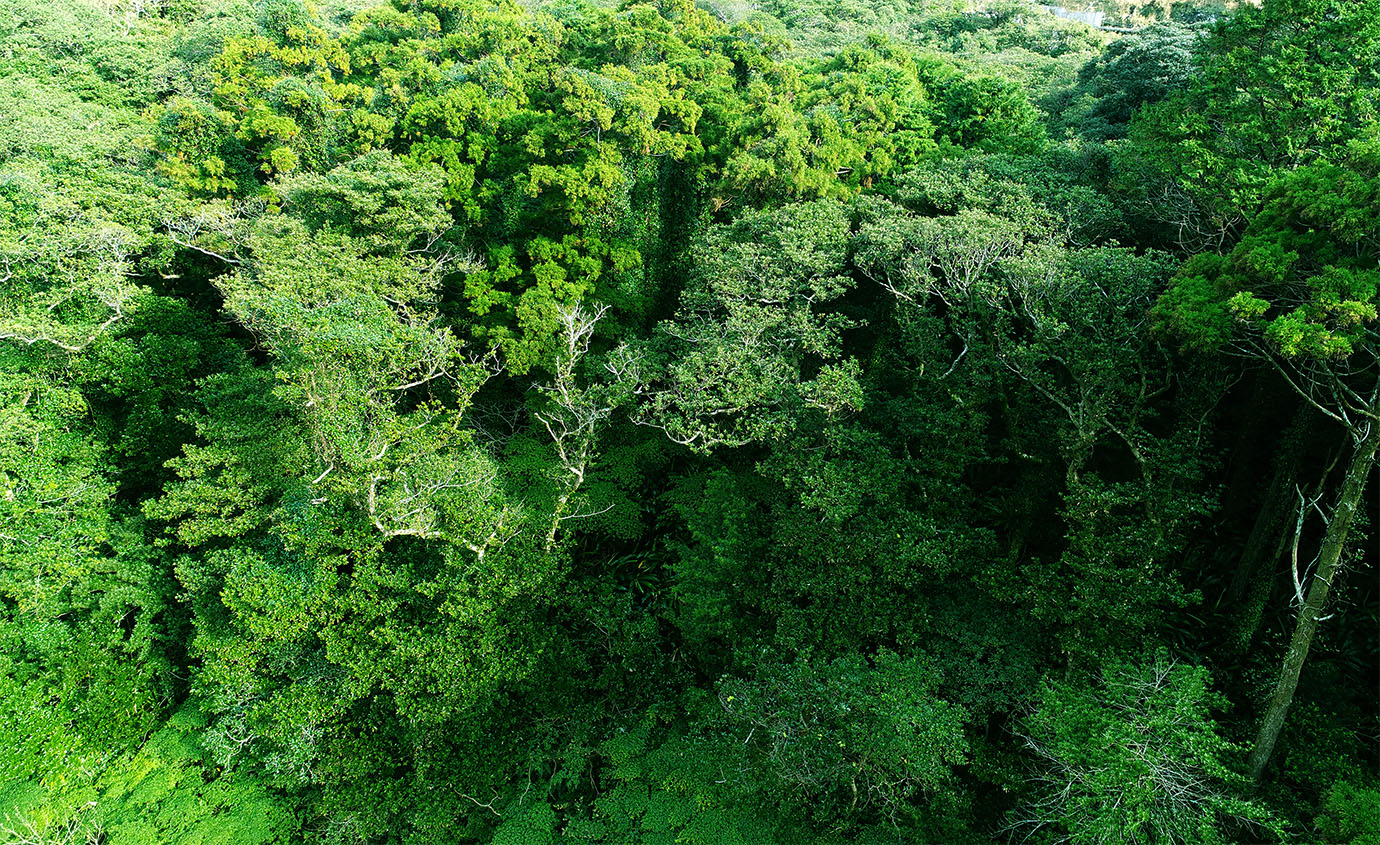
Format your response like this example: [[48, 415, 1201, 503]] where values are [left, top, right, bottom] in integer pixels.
[[1247, 337, 1365, 435], [1289, 486, 1313, 607], [166, 231, 241, 266]]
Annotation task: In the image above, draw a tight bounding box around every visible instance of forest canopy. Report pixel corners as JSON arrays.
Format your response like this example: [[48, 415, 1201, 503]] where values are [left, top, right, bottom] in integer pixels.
[[0, 0, 1376, 842]]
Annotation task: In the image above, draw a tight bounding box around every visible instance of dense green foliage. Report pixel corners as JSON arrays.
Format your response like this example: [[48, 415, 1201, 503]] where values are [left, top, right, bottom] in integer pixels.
[[1, 0, 1376, 841]]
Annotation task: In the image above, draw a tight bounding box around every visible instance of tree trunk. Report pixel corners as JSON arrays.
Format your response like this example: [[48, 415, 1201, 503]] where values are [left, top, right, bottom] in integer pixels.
[[1227, 412, 1323, 656], [1247, 422, 1379, 782], [1217, 373, 1282, 536], [1226, 410, 1308, 605], [1233, 525, 1293, 658]]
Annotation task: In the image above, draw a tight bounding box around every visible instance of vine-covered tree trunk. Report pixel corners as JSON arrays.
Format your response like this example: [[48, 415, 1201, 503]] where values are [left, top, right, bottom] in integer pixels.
[[1234, 525, 1292, 659], [1226, 410, 1307, 603], [1226, 410, 1311, 655], [1247, 420, 1379, 782]]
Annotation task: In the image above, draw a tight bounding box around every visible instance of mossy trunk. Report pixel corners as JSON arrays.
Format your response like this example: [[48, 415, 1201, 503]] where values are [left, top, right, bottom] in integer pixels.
[[1247, 421, 1379, 782]]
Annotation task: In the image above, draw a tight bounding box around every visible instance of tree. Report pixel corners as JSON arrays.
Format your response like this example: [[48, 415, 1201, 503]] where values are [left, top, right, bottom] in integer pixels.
[[637, 199, 862, 450], [716, 651, 969, 834], [0, 0, 194, 811], [1157, 137, 1380, 782], [2, 704, 299, 845], [855, 166, 1211, 660], [1127, 0, 1380, 248], [1015, 655, 1281, 844], [1073, 22, 1201, 141], [0, 348, 174, 794]]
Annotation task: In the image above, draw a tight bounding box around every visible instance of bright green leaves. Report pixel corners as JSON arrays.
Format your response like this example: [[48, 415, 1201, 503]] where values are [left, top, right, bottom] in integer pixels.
[[198, 153, 496, 547], [1252, 266, 1380, 360], [802, 41, 938, 188], [0, 351, 174, 791], [0, 369, 112, 613], [376, 0, 710, 371], [0, 159, 177, 356], [0, 7, 231, 800], [929, 70, 1044, 155], [275, 150, 452, 251], [639, 200, 860, 450], [177, 0, 1061, 379], [151, 96, 250, 195], [402, 74, 526, 222], [1018, 656, 1282, 845], [1128, 0, 1380, 239], [461, 233, 628, 375], [717, 87, 819, 204], [149, 153, 532, 782], [2, 303, 248, 782], [149, 149, 627, 799], [390, 0, 559, 218], [1315, 780, 1380, 845], [1159, 150, 1380, 364], [1154, 251, 1235, 350], [209, 6, 365, 177], [2, 704, 300, 845], [146, 370, 308, 548], [552, 64, 703, 162], [721, 40, 939, 203], [11, 0, 1376, 837], [150, 0, 368, 190]]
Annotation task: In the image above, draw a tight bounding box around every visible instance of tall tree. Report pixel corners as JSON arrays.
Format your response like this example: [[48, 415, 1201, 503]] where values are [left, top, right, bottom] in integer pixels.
[[1158, 137, 1380, 781], [1127, 0, 1380, 249]]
